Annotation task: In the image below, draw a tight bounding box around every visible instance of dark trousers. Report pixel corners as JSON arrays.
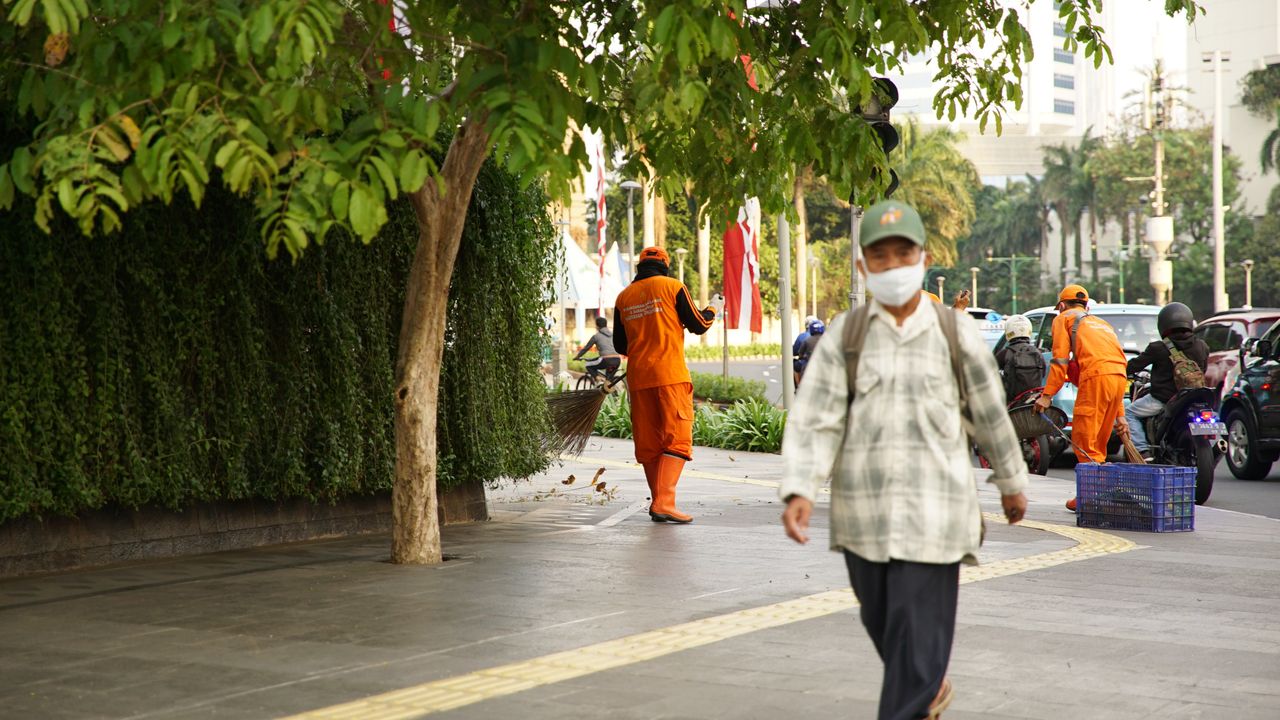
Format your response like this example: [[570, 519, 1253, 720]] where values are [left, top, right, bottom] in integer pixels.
[[843, 552, 960, 720]]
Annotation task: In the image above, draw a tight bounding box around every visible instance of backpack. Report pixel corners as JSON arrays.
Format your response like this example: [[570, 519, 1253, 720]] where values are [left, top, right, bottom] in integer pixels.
[[1003, 340, 1046, 401], [1162, 338, 1206, 390], [842, 301, 973, 436]]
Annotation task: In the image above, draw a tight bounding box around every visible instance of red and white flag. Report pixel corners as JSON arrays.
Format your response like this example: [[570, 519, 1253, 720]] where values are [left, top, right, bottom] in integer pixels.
[[722, 197, 762, 333], [595, 144, 608, 307]]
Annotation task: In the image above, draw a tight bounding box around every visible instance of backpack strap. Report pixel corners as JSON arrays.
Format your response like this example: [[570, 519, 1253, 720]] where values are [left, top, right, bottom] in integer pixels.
[[843, 305, 872, 401], [1066, 308, 1089, 358], [933, 303, 975, 438]]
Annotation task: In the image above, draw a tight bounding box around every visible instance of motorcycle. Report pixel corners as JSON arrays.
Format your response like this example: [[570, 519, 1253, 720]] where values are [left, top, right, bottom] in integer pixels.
[[1128, 370, 1226, 505], [977, 386, 1058, 476]]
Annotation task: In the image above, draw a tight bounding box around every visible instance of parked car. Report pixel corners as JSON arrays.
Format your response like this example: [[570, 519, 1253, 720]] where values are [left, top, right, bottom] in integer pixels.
[[1220, 322, 1280, 480], [1194, 308, 1280, 400], [964, 307, 1005, 348], [991, 303, 1163, 460]]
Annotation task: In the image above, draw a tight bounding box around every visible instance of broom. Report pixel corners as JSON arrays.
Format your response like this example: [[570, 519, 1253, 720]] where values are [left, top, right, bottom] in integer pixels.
[[545, 371, 626, 457], [1039, 413, 1147, 464]]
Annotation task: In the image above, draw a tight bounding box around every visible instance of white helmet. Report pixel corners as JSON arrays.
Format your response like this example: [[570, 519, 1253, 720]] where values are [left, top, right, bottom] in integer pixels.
[[1004, 314, 1033, 341]]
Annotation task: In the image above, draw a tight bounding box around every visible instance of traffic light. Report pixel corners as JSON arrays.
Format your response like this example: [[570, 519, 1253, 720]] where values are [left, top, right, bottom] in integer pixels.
[[857, 77, 899, 197]]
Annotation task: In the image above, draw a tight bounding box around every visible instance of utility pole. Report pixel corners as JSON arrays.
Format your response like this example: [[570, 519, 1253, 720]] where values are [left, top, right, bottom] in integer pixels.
[[1204, 50, 1232, 312], [778, 213, 794, 410], [849, 205, 865, 308], [1129, 61, 1174, 305]]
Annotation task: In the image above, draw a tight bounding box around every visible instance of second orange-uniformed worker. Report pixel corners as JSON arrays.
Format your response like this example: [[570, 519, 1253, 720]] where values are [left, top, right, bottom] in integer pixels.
[[614, 247, 723, 523]]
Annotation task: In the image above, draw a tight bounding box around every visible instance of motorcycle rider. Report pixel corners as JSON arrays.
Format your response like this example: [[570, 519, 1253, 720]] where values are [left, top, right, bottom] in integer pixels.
[[1124, 302, 1210, 461], [994, 314, 1046, 404], [793, 316, 819, 384], [1033, 285, 1129, 510], [794, 319, 825, 383]]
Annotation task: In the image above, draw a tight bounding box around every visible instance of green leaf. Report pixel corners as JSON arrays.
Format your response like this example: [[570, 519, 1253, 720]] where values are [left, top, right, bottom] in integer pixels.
[[10, 147, 34, 195], [398, 150, 428, 193], [40, 0, 65, 34], [349, 185, 375, 239], [368, 155, 398, 199], [214, 140, 240, 168], [331, 181, 349, 220], [162, 22, 182, 49], [296, 21, 316, 64], [9, 0, 38, 26], [149, 64, 165, 99], [251, 7, 274, 51], [0, 166, 14, 208]]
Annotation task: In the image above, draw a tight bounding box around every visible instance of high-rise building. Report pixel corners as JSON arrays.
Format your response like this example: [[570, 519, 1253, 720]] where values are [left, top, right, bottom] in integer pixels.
[[895, 1, 1119, 184], [1184, 0, 1279, 217]]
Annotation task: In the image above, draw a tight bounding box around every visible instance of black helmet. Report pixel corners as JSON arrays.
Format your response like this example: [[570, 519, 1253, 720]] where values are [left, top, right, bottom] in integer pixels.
[[1157, 302, 1196, 337]]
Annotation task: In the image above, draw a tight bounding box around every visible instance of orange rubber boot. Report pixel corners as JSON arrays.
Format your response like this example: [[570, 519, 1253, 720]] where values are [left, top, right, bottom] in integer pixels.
[[649, 454, 693, 523], [641, 461, 658, 507]]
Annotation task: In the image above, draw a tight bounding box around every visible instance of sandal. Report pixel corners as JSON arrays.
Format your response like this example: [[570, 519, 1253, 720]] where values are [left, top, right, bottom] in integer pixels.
[[927, 677, 953, 719]]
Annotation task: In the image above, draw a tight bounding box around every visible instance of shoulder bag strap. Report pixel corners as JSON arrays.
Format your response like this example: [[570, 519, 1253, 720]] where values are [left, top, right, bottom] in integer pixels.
[[843, 305, 872, 401]]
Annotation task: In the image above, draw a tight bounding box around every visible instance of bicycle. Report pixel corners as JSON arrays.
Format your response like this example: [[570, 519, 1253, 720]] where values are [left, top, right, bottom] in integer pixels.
[[575, 355, 624, 392]]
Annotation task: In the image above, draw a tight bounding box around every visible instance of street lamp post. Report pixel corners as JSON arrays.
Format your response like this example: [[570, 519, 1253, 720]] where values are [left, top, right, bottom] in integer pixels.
[[674, 247, 688, 283], [620, 180, 641, 278], [810, 255, 820, 317], [1242, 259, 1255, 309], [1114, 248, 1129, 304], [986, 249, 1038, 315], [935, 275, 945, 300], [968, 266, 980, 307]]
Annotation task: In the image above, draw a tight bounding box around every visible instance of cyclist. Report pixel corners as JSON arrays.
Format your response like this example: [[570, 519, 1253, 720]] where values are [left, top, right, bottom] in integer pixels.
[[574, 316, 621, 385], [994, 314, 1045, 404]]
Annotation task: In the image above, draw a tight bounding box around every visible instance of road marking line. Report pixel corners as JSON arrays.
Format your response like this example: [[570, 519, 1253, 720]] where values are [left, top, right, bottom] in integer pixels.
[[597, 500, 649, 527], [283, 516, 1136, 719], [564, 454, 799, 491]]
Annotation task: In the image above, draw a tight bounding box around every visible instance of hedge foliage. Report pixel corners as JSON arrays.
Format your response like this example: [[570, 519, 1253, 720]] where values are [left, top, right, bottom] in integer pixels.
[[689, 371, 768, 405], [0, 129, 554, 523], [593, 394, 787, 454]]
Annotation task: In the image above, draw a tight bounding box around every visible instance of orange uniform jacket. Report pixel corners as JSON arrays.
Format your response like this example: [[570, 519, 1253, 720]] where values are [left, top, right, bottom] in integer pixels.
[[614, 273, 715, 390], [1044, 309, 1127, 396]]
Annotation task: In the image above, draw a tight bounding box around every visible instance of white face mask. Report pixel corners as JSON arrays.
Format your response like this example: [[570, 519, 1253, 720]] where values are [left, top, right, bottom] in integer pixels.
[[864, 254, 926, 307]]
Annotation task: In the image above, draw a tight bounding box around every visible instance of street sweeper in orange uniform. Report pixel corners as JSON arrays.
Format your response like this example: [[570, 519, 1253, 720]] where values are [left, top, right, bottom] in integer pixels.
[[614, 246, 724, 523]]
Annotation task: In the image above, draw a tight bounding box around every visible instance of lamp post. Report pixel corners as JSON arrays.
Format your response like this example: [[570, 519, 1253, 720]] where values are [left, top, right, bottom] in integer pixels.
[[935, 275, 945, 300], [1202, 50, 1232, 312], [1242, 259, 1255, 309], [620, 180, 641, 278], [1114, 247, 1130, 304], [810, 255, 820, 317], [553, 219, 571, 378], [968, 266, 980, 307], [674, 247, 688, 283], [986, 249, 1038, 314]]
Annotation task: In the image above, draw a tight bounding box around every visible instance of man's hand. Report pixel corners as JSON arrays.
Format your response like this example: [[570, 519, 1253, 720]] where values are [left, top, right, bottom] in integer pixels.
[[952, 289, 971, 311], [1115, 417, 1131, 437], [782, 496, 813, 544], [1002, 492, 1027, 524], [1032, 393, 1052, 413], [709, 293, 725, 315]]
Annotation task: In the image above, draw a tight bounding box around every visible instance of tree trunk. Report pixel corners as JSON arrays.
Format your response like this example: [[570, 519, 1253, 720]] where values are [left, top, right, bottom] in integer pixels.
[[391, 119, 491, 565], [654, 195, 667, 248], [793, 171, 809, 320]]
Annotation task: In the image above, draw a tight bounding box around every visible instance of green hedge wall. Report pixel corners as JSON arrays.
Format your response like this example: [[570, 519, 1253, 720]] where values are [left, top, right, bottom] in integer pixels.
[[0, 148, 554, 524]]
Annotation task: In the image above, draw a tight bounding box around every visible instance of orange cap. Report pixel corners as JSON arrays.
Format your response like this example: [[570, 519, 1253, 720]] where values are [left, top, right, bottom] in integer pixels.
[[639, 246, 670, 264], [1059, 284, 1089, 303]]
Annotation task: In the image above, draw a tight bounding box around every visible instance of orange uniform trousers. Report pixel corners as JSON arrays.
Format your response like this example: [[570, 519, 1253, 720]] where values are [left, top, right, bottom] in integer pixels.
[[1071, 374, 1128, 463], [629, 382, 694, 464]]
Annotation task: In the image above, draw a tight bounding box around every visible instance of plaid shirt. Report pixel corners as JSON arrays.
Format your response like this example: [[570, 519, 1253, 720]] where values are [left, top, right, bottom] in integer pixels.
[[780, 299, 1028, 565]]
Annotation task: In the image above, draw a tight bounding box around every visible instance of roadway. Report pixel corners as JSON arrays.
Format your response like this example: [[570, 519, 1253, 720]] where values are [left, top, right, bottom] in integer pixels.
[[690, 359, 1280, 520]]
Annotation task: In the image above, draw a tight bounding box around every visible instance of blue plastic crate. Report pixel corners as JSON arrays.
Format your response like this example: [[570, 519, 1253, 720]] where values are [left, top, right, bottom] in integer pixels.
[[1075, 463, 1195, 533]]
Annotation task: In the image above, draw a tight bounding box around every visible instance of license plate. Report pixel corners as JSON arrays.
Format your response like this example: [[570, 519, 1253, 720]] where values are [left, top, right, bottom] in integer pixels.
[[1189, 422, 1227, 436]]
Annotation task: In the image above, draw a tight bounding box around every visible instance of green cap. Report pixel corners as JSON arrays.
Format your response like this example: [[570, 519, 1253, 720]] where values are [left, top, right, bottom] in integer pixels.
[[860, 200, 926, 248]]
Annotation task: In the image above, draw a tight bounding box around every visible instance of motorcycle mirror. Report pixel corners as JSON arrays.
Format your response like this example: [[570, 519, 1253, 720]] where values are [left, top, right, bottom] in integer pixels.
[[1258, 339, 1274, 360]]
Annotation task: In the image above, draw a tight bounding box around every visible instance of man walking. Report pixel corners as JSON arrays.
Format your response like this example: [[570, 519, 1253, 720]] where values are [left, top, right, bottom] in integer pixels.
[[780, 200, 1028, 720], [1033, 285, 1128, 509], [614, 246, 723, 523]]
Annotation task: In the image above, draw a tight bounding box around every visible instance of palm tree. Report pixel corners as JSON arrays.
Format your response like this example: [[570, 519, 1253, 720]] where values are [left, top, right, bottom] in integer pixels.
[[1042, 131, 1100, 286], [892, 118, 980, 267], [1262, 116, 1280, 173]]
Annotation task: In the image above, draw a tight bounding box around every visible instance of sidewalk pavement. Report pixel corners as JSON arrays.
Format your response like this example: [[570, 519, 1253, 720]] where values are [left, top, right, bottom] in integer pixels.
[[2, 437, 1279, 719]]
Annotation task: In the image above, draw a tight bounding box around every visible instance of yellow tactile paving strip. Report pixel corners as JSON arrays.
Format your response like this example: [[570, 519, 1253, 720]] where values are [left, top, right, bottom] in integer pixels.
[[283, 509, 1137, 718]]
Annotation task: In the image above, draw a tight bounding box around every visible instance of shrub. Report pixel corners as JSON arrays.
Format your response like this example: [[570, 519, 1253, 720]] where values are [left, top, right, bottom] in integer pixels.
[[589, 395, 785, 454], [715, 398, 787, 453], [690, 371, 767, 404], [684, 342, 778, 362], [593, 393, 633, 439]]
